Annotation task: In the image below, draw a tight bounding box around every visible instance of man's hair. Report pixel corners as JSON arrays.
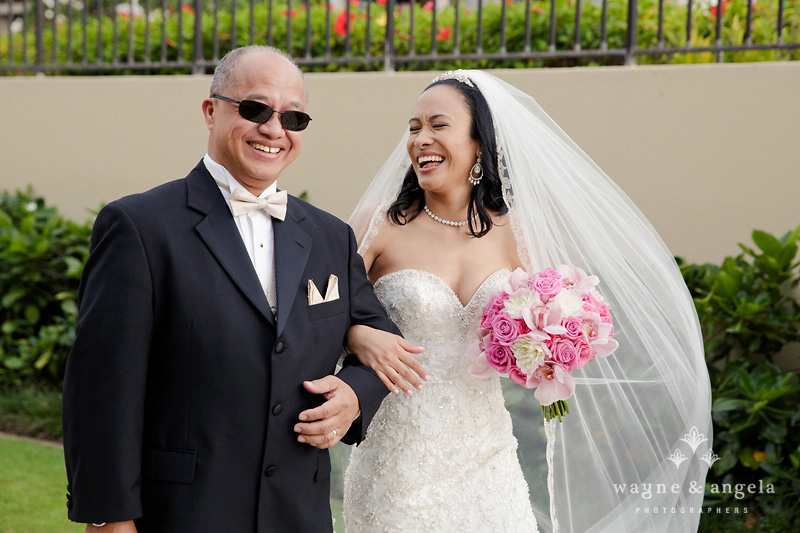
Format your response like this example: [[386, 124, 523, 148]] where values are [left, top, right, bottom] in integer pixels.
[[209, 45, 306, 99]]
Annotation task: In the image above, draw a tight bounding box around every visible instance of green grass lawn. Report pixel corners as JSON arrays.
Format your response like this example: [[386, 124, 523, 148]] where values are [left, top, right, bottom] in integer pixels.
[[0, 435, 82, 533]]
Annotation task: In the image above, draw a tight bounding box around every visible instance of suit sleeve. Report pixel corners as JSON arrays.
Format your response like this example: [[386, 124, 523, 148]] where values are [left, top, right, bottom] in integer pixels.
[[335, 224, 400, 444], [62, 203, 152, 523]]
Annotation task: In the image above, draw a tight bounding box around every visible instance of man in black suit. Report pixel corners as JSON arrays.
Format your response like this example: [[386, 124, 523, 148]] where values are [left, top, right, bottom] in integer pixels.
[[62, 46, 400, 532]]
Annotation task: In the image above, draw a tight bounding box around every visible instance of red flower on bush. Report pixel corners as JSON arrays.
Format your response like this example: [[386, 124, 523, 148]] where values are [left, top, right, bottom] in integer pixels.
[[182, 4, 194, 15], [437, 26, 451, 41], [423, 1, 434, 12], [376, 0, 387, 5], [710, 0, 731, 17], [334, 11, 357, 37], [282, 9, 298, 16]]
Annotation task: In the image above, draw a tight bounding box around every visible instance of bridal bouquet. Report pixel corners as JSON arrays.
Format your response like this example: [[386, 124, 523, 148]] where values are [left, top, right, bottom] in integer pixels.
[[468, 267, 618, 421]]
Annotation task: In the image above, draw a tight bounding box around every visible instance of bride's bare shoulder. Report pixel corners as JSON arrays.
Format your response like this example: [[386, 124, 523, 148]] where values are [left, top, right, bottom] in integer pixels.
[[490, 212, 525, 269]]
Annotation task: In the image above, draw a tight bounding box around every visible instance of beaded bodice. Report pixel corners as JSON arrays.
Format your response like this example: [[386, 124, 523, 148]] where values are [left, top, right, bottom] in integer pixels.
[[372, 268, 509, 383], [343, 268, 538, 532]]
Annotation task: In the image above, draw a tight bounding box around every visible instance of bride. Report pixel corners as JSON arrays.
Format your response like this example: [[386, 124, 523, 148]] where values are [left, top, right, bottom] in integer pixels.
[[342, 70, 711, 532]]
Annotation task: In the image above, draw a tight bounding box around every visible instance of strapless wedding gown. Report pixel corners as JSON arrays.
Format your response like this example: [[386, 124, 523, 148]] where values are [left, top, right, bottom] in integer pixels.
[[343, 269, 539, 532]]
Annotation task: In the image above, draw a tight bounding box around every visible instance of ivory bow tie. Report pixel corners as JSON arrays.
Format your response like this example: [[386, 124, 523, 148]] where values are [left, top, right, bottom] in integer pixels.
[[228, 188, 287, 220], [213, 177, 287, 220]]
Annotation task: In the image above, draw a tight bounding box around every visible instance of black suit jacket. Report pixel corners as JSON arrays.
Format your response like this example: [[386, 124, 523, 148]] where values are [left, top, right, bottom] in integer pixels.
[[62, 161, 396, 532]]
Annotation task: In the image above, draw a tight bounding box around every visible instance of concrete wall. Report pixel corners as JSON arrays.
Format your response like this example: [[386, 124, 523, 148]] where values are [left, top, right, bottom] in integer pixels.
[[1, 62, 798, 266]]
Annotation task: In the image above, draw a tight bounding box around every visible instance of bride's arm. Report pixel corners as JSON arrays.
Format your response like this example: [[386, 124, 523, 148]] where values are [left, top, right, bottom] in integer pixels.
[[346, 224, 428, 395], [345, 325, 427, 395]]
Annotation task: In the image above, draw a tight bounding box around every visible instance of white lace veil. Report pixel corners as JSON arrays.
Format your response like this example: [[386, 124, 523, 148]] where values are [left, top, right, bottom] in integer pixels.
[[347, 70, 712, 532]]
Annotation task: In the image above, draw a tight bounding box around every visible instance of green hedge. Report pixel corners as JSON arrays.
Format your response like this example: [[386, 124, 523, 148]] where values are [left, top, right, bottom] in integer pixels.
[[1, 0, 798, 74], [0, 190, 91, 387], [679, 225, 800, 523]]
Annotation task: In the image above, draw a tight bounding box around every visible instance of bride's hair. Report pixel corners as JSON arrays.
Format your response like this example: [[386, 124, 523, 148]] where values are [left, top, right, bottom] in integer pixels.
[[387, 79, 507, 238]]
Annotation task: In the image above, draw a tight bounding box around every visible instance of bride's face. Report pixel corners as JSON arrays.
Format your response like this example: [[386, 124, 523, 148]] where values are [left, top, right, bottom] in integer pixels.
[[407, 85, 480, 195]]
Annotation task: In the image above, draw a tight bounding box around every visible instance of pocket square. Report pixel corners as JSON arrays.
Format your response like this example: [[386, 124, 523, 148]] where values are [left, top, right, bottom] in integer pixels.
[[308, 275, 340, 305]]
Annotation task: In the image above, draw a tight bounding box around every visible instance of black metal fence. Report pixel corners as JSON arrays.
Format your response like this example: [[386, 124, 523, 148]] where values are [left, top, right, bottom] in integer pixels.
[[1, 0, 798, 74]]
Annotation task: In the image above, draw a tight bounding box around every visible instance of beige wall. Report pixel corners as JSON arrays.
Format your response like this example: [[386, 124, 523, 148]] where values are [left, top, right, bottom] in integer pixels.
[[1, 62, 799, 266]]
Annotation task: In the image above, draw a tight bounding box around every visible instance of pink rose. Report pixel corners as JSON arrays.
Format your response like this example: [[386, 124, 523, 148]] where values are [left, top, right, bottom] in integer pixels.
[[562, 316, 584, 340], [583, 292, 611, 324], [550, 337, 579, 372], [486, 342, 515, 373], [490, 313, 521, 346], [573, 339, 593, 369], [481, 294, 508, 329], [539, 268, 561, 279], [533, 276, 561, 301], [508, 366, 531, 388]]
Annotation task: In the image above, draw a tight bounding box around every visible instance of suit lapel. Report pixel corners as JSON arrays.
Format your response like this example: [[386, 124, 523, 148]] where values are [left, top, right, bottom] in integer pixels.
[[273, 199, 311, 337], [187, 163, 275, 326]]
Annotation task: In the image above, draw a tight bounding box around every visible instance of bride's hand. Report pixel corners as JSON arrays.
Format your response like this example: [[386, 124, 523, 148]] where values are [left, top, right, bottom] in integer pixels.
[[345, 324, 427, 395]]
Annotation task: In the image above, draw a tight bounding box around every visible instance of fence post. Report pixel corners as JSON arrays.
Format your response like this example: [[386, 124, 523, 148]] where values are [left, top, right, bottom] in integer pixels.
[[384, 0, 395, 72], [35, 0, 44, 73], [193, 0, 204, 74], [626, 0, 638, 66]]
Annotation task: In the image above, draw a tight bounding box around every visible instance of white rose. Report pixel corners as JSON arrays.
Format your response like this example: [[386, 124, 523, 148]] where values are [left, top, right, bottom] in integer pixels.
[[504, 293, 539, 319], [511, 335, 549, 374], [550, 290, 584, 317]]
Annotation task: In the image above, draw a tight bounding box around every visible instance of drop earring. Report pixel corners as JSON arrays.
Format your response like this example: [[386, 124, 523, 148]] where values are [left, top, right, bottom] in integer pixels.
[[468, 151, 484, 185]]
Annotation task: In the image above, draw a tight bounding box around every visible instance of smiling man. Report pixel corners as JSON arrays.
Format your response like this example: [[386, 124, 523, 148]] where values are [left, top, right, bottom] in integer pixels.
[[62, 46, 400, 533]]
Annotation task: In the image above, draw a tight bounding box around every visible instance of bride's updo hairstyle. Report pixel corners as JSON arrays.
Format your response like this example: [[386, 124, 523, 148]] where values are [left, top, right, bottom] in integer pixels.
[[387, 77, 507, 238]]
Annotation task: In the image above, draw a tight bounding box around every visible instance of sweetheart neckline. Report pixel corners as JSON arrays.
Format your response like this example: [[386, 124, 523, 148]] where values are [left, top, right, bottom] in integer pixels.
[[373, 268, 510, 309]]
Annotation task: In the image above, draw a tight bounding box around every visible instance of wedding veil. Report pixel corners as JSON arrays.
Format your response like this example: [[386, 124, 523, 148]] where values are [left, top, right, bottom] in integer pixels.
[[348, 70, 712, 532]]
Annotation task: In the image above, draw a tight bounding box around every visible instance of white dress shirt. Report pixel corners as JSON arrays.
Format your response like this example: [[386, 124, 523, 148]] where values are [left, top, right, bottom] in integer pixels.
[[203, 154, 276, 300]]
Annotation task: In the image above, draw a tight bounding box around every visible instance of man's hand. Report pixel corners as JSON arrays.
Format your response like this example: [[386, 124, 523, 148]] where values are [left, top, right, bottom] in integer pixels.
[[294, 376, 360, 449], [85, 521, 137, 532]]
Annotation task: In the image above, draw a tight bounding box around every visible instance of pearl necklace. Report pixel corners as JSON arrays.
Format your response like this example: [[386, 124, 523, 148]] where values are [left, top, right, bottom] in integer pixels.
[[424, 205, 477, 227]]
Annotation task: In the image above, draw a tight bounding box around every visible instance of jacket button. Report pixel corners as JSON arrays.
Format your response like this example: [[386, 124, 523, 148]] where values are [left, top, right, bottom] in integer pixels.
[[264, 466, 277, 477], [272, 404, 283, 415], [274, 341, 285, 353]]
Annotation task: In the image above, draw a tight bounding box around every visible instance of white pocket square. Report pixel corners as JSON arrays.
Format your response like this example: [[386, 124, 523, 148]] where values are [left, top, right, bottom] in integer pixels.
[[308, 275, 340, 306]]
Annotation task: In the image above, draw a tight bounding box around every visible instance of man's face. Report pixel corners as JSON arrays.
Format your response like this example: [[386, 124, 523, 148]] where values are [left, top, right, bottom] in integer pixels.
[[203, 52, 307, 195]]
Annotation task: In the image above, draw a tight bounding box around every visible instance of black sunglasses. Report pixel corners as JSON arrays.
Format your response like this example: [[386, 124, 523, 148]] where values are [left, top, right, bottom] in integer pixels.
[[212, 95, 312, 132]]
